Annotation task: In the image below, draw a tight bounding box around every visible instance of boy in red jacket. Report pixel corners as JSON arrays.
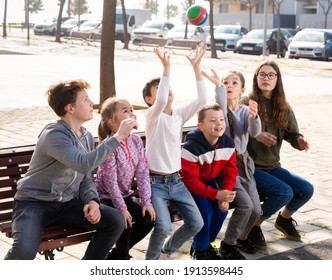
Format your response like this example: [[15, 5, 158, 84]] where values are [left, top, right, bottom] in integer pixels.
[[181, 103, 237, 260]]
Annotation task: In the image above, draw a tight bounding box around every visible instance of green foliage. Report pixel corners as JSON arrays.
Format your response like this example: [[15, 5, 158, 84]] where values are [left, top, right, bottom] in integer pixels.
[[68, 0, 89, 16]]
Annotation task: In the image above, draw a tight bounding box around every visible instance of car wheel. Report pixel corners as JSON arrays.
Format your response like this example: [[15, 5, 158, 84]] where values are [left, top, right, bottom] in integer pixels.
[[323, 50, 329, 61], [265, 48, 270, 56], [281, 48, 286, 58]]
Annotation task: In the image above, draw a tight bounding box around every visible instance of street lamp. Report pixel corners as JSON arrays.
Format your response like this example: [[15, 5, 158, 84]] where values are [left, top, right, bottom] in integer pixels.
[[262, 0, 268, 56]]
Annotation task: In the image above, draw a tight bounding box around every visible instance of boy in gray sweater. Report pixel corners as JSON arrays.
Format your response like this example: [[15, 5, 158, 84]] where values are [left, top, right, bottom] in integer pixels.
[[4, 79, 136, 260]]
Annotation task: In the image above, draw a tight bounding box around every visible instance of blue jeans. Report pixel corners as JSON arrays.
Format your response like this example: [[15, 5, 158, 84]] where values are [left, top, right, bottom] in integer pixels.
[[145, 172, 203, 260], [4, 198, 125, 260], [254, 166, 314, 219], [191, 178, 228, 250]]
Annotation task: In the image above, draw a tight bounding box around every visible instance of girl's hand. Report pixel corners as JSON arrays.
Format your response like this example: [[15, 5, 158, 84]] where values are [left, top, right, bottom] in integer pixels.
[[113, 118, 138, 143], [256, 132, 277, 147], [248, 100, 258, 120], [201, 68, 222, 87], [298, 136, 309, 152], [142, 205, 156, 222], [122, 210, 133, 229]]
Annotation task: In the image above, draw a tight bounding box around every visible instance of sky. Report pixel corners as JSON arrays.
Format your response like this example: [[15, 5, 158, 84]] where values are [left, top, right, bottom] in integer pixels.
[[0, 0, 209, 24]]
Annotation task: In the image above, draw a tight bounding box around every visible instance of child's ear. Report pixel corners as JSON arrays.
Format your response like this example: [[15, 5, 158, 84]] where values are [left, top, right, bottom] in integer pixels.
[[197, 122, 204, 131], [64, 103, 74, 114], [241, 87, 246, 96]]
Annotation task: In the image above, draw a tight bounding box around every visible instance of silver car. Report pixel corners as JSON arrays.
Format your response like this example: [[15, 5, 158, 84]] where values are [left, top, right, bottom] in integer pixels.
[[206, 24, 248, 51]]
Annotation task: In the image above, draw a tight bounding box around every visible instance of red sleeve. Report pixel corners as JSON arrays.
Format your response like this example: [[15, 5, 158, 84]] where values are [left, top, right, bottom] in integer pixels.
[[218, 152, 238, 191], [181, 158, 218, 201]]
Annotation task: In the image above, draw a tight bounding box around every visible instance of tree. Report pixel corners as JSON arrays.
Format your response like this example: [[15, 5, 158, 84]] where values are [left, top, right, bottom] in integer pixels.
[[208, 0, 218, 58], [69, 0, 88, 15], [181, 1, 195, 40], [164, 4, 179, 21], [274, 0, 285, 58], [55, 0, 66, 43], [143, 0, 158, 18], [99, 0, 117, 110], [120, 0, 129, 49], [2, 0, 7, 38], [27, 0, 44, 13], [318, 0, 332, 29]]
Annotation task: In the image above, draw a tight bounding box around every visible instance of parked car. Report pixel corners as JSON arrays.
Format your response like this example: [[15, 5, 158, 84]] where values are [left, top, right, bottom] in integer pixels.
[[280, 28, 294, 46], [131, 20, 175, 45], [288, 28, 332, 61], [206, 24, 248, 51], [164, 24, 207, 44], [33, 16, 72, 35], [235, 28, 288, 57], [60, 18, 88, 36], [70, 20, 102, 33]]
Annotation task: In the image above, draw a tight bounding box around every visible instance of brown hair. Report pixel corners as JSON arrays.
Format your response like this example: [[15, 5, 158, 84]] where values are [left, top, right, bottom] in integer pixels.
[[98, 97, 131, 142], [222, 70, 245, 88], [142, 77, 160, 106], [250, 59, 289, 130], [197, 103, 222, 123], [46, 79, 90, 117]]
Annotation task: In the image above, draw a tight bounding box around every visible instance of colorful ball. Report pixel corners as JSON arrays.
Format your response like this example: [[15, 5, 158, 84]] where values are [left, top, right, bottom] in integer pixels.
[[186, 5, 208, 26]]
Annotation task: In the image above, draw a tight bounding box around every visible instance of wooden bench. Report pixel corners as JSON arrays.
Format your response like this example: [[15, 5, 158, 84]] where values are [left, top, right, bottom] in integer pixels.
[[164, 39, 205, 54], [63, 31, 94, 46], [134, 36, 167, 51], [0, 126, 194, 260]]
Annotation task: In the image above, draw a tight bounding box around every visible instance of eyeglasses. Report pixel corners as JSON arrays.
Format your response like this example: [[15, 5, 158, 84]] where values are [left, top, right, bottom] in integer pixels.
[[257, 72, 278, 80]]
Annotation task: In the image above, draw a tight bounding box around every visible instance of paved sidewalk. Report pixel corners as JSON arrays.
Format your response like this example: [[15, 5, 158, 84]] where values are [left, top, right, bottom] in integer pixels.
[[1, 33, 332, 260]]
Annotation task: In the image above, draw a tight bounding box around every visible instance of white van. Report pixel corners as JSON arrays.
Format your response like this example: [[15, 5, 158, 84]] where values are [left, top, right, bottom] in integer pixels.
[[115, 8, 151, 42]]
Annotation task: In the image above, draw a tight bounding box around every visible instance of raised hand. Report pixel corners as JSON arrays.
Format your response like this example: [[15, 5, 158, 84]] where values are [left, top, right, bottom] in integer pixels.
[[201, 68, 222, 87]]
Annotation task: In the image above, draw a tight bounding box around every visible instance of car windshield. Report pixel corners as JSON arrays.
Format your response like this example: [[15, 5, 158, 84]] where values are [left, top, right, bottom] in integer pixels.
[[142, 21, 164, 29], [245, 30, 272, 39], [80, 21, 100, 28], [172, 25, 195, 32], [215, 26, 240, 34], [62, 19, 78, 25], [293, 31, 324, 43], [115, 14, 129, 24]]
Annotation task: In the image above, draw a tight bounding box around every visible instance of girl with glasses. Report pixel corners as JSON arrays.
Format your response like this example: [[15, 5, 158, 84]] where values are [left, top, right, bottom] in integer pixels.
[[241, 59, 314, 250]]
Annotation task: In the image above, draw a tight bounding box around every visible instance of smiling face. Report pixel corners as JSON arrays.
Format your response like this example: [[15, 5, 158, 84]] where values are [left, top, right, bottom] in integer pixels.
[[256, 65, 278, 98], [198, 108, 225, 145]]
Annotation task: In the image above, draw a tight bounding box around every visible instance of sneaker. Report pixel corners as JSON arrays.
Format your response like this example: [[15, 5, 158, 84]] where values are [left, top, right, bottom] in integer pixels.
[[237, 238, 257, 254], [219, 241, 246, 260], [274, 212, 301, 241], [206, 244, 222, 260], [161, 248, 180, 260], [192, 249, 210, 260], [248, 226, 267, 250]]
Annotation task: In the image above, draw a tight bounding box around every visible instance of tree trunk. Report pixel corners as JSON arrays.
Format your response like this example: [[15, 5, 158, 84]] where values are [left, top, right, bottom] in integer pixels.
[[209, 0, 217, 59], [2, 0, 7, 38], [55, 0, 66, 43], [99, 0, 117, 111], [120, 0, 129, 49]]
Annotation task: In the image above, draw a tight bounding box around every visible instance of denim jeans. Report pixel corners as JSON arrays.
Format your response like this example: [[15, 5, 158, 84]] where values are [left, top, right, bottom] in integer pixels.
[[190, 178, 228, 250], [4, 198, 125, 260], [254, 166, 314, 220], [145, 173, 203, 260]]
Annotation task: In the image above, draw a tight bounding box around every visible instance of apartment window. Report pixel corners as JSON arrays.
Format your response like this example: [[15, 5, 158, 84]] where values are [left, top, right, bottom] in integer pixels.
[[240, 4, 247, 11]]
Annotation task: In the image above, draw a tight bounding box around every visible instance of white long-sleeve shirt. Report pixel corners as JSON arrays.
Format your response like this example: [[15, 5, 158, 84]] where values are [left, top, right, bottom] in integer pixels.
[[145, 76, 208, 174]]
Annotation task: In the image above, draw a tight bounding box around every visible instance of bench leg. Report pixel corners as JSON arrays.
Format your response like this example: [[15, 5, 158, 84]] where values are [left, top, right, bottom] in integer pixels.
[[40, 249, 55, 260]]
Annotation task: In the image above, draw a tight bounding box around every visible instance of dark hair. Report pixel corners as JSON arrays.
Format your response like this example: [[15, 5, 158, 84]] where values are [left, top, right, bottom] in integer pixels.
[[98, 97, 131, 143], [250, 59, 289, 130], [142, 78, 160, 106], [46, 79, 90, 117], [198, 103, 222, 123], [222, 70, 245, 88]]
